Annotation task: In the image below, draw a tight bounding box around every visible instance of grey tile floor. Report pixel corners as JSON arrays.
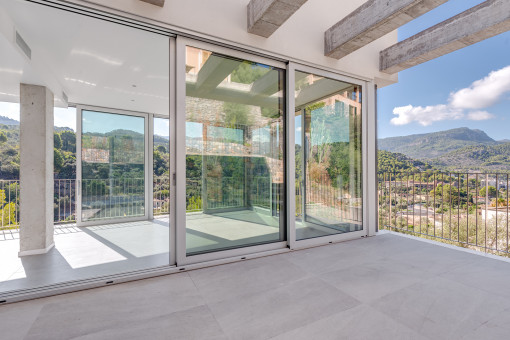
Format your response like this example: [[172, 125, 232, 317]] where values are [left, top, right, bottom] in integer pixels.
[[2, 233, 510, 339], [0, 212, 334, 294]]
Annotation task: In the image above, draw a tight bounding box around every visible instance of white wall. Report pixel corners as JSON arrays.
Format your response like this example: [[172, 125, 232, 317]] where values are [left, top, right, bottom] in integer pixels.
[[77, 0, 398, 86]]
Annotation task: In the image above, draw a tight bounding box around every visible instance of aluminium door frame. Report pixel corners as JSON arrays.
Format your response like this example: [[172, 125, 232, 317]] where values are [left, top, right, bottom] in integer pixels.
[[75, 104, 151, 227], [286, 62, 369, 250], [175, 36, 288, 266]]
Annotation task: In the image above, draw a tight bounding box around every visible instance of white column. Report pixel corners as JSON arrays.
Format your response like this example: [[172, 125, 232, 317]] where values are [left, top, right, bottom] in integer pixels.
[[19, 84, 55, 256]]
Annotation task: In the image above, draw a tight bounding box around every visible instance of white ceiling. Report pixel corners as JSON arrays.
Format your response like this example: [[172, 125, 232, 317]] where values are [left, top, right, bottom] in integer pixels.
[[0, 0, 169, 116]]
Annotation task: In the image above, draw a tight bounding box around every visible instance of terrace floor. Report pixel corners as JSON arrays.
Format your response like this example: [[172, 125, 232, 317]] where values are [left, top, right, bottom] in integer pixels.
[[0, 218, 170, 293], [3, 233, 510, 339]]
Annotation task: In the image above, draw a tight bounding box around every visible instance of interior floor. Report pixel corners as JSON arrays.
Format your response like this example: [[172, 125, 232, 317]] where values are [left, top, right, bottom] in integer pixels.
[[3, 233, 510, 340]]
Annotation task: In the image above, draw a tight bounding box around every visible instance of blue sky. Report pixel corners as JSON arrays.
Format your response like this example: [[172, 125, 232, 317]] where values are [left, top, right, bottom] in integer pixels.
[[82, 110, 145, 135], [378, 0, 510, 140]]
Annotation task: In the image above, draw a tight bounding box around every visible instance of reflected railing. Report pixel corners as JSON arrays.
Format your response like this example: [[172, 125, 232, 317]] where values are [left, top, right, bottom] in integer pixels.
[[81, 178, 145, 221], [153, 176, 170, 216], [186, 176, 283, 213], [296, 174, 362, 223], [379, 171, 510, 256]]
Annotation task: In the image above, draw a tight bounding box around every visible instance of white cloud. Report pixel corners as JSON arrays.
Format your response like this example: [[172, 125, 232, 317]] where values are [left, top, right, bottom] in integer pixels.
[[450, 65, 510, 110], [390, 66, 510, 126], [466, 110, 495, 121], [391, 104, 463, 126]]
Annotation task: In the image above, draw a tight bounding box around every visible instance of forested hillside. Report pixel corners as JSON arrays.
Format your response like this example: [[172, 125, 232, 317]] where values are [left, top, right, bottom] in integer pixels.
[[378, 127, 497, 159], [431, 143, 510, 172], [378, 150, 434, 173], [0, 117, 170, 180]]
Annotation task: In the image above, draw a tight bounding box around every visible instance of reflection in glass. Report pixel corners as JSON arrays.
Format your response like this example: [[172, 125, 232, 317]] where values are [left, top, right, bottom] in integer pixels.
[[295, 71, 362, 240], [185, 47, 285, 255], [153, 117, 170, 216], [81, 110, 145, 221]]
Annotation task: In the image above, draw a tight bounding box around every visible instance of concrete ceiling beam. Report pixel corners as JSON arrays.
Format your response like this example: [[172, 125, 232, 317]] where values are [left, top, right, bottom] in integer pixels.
[[380, 0, 510, 74], [248, 0, 308, 38], [139, 0, 165, 7], [325, 0, 449, 59]]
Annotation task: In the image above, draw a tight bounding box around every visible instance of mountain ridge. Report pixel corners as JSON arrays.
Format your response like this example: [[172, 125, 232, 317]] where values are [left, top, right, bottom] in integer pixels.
[[378, 127, 497, 160], [0, 115, 20, 126]]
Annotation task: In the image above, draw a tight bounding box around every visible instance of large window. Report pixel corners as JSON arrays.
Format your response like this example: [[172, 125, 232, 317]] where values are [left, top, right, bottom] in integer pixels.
[[294, 71, 363, 240], [81, 110, 146, 221], [184, 46, 286, 255]]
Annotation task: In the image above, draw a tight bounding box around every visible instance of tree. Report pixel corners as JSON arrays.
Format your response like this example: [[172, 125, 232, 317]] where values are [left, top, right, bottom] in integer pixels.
[[156, 145, 167, 154], [430, 183, 465, 206], [153, 150, 167, 176], [0, 131, 7, 144], [480, 186, 497, 198], [0, 189, 6, 205], [60, 130, 76, 152], [54, 133, 62, 149], [230, 61, 269, 84], [0, 202, 17, 226], [54, 148, 64, 172], [223, 102, 251, 127]]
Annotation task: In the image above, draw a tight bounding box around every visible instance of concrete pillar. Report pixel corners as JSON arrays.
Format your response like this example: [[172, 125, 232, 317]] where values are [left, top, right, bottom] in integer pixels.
[[19, 84, 54, 256]]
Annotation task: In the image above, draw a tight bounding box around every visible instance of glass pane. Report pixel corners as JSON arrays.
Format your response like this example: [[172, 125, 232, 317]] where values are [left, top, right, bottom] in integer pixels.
[[153, 117, 170, 216], [185, 46, 285, 255], [295, 71, 362, 240], [81, 110, 145, 221]]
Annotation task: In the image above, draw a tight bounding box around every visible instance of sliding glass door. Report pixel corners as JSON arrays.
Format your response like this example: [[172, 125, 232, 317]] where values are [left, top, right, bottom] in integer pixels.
[[77, 108, 148, 224], [177, 38, 287, 262], [291, 65, 365, 245]]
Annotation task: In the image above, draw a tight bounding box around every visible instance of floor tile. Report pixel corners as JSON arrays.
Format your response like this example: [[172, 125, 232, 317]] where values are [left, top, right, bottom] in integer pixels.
[[272, 304, 428, 340], [71, 305, 227, 340], [319, 258, 430, 303], [0, 299, 45, 340], [439, 255, 510, 299], [371, 276, 510, 339], [208, 277, 360, 340], [24, 273, 204, 340], [188, 255, 310, 304]]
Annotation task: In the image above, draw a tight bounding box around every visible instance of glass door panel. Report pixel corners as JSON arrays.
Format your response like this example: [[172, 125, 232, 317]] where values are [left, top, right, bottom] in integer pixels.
[[184, 46, 286, 255], [153, 117, 170, 217], [294, 71, 363, 240], [80, 110, 146, 222]]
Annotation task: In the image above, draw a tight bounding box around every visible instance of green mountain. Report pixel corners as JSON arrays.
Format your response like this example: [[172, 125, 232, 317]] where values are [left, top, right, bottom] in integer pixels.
[[431, 143, 510, 172], [378, 127, 497, 159]]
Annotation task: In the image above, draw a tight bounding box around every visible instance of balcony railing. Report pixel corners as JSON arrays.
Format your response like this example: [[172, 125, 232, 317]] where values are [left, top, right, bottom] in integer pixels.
[[0, 177, 172, 230], [0, 174, 281, 230], [0, 180, 19, 230], [378, 171, 510, 256]]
